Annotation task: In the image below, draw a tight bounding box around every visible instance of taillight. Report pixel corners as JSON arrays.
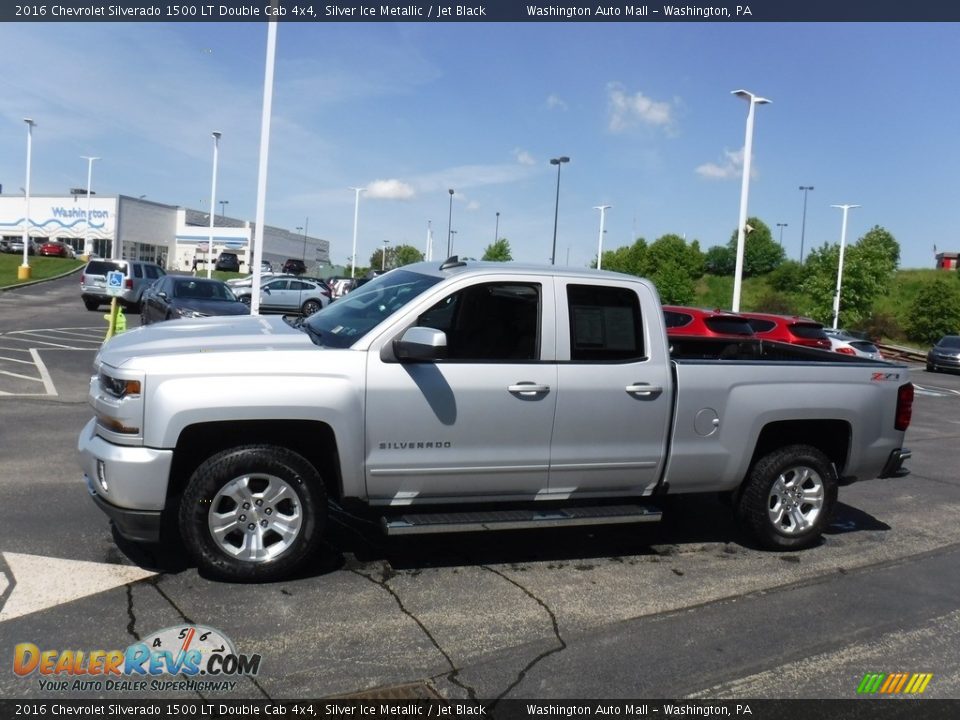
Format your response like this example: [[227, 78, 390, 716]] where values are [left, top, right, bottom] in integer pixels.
[[81, 275, 86, 284], [895, 383, 914, 431], [835, 347, 856, 355], [125, 279, 133, 289]]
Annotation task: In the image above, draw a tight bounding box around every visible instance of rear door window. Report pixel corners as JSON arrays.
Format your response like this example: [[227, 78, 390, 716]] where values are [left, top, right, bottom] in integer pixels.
[[705, 317, 754, 335], [568, 284, 644, 362], [790, 323, 828, 340]]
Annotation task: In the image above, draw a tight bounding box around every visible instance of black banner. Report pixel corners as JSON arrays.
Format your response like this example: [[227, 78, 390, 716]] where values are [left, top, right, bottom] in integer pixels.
[[0, 699, 958, 720], [3, 0, 959, 23]]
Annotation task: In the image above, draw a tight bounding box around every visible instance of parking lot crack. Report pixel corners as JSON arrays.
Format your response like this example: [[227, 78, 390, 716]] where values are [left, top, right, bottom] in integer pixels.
[[481, 565, 567, 703], [124, 585, 140, 641], [350, 564, 478, 701]]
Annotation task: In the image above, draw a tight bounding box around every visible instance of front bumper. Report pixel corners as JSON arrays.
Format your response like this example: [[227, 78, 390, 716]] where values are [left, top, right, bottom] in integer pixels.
[[78, 418, 173, 543]]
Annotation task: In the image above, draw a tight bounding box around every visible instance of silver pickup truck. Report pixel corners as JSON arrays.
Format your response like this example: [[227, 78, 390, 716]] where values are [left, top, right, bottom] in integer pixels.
[[79, 259, 913, 581]]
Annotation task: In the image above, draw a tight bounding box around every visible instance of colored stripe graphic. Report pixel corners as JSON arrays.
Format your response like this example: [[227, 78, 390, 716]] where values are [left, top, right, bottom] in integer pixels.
[[857, 673, 933, 694]]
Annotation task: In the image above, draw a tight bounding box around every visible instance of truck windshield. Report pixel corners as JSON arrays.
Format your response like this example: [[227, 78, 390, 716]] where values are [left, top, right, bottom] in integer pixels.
[[301, 269, 442, 348]]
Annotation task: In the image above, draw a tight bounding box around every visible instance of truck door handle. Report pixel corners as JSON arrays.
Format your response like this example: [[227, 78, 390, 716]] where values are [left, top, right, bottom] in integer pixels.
[[626, 384, 663, 396], [508, 383, 551, 396]]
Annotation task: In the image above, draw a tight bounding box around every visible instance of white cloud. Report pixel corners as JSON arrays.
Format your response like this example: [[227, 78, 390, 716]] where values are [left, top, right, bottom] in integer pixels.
[[365, 179, 416, 199], [514, 149, 536, 166], [695, 148, 753, 181], [546, 94, 568, 111], [607, 82, 674, 132], [466, 201, 481, 211]]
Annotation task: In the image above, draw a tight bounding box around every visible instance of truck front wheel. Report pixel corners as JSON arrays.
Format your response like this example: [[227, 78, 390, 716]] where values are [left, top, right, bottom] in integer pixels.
[[738, 444, 838, 551], [179, 445, 327, 582]]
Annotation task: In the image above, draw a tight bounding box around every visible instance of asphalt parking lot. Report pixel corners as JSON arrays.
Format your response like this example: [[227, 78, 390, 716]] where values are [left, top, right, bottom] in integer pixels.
[[2, 272, 960, 705]]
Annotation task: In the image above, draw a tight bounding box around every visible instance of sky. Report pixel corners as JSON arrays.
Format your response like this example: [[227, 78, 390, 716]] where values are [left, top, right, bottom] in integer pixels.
[[1, 21, 958, 270]]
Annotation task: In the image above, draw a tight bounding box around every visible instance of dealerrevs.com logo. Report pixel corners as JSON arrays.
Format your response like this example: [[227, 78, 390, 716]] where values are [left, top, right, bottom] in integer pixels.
[[13, 625, 261, 693], [857, 672, 934, 695]]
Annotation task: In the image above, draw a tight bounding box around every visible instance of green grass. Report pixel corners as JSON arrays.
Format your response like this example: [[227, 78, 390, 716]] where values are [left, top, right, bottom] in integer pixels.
[[0, 254, 84, 289]]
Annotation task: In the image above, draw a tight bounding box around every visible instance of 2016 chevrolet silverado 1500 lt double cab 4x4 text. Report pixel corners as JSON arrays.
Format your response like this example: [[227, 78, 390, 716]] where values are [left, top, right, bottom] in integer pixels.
[[79, 259, 913, 582]]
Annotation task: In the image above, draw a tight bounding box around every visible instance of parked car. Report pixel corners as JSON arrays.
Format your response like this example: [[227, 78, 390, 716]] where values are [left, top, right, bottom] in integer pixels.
[[926, 335, 960, 373], [823, 328, 884, 360], [282, 258, 307, 275], [6, 238, 37, 256], [225, 271, 283, 289], [260, 260, 273, 273], [80, 259, 166, 311], [38, 241, 73, 258], [214, 252, 241, 272], [740, 312, 832, 350], [663, 306, 755, 338], [140, 276, 250, 325], [233, 277, 330, 316]]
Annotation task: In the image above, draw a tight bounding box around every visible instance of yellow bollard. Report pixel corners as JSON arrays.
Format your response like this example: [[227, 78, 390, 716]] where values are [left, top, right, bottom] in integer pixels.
[[103, 298, 120, 342]]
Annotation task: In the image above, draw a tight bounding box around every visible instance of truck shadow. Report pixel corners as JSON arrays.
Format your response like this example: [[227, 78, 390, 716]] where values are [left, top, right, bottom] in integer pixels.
[[303, 496, 891, 580], [110, 496, 891, 582]]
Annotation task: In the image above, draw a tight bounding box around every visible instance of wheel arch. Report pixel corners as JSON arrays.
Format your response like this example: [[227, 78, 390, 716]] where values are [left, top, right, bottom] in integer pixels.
[[748, 419, 850, 482], [168, 420, 343, 506]]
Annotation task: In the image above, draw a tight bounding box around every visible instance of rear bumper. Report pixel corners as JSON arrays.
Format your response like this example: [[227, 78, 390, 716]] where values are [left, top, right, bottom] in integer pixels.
[[878, 448, 911, 479]]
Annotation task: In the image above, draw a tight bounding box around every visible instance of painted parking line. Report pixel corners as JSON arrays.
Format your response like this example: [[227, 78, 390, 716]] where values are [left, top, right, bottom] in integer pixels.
[[0, 327, 104, 397], [912, 384, 960, 398], [0, 552, 155, 623]]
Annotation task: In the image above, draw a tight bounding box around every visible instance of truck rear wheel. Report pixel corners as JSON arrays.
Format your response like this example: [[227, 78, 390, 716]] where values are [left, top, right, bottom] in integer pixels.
[[179, 445, 326, 582], [738, 444, 837, 551]]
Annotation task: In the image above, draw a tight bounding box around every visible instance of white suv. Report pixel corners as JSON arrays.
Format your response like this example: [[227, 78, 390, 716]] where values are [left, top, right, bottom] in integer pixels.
[[80, 259, 166, 310]]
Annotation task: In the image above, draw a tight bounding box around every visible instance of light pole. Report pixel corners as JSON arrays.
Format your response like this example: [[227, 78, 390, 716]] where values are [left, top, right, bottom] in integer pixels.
[[206, 131, 222, 279], [349, 187, 363, 278], [381, 240, 390, 271], [446, 189, 454, 257], [594, 204, 611, 270], [81, 155, 100, 260], [776, 222, 788, 247], [799, 186, 814, 262], [549, 156, 570, 265], [301, 217, 309, 262], [831, 203, 860, 330], [219, 200, 229, 218], [19, 118, 36, 279], [494, 211, 500, 242], [730, 90, 770, 312]]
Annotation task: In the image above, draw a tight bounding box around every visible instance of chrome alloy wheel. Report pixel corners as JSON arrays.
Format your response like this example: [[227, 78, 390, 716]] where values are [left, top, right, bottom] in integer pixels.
[[767, 465, 824, 536], [207, 473, 303, 562]]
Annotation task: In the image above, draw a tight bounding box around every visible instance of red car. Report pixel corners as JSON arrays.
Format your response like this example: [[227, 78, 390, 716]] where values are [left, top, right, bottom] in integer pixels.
[[740, 312, 832, 350], [38, 241, 73, 258], [663, 306, 755, 338]]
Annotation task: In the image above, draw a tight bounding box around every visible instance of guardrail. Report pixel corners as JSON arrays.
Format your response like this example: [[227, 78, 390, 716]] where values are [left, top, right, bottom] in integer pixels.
[[876, 342, 926, 364]]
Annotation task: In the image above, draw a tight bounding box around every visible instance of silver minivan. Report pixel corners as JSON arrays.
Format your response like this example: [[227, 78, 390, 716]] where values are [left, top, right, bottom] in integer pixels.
[[80, 259, 166, 310]]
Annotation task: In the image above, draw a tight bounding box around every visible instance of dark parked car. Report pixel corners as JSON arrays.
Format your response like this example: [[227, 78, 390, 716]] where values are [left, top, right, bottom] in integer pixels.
[[282, 258, 306, 275], [740, 312, 832, 350], [140, 276, 250, 325], [663, 306, 755, 338], [926, 335, 960, 373], [215, 252, 241, 272]]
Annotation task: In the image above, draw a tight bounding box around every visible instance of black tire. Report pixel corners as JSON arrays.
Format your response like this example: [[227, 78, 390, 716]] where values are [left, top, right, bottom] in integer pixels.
[[927, 363, 936, 373], [738, 444, 837, 551], [301, 299, 322, 316], [179, 445, 327, 582], [83, 297, 100, 311]]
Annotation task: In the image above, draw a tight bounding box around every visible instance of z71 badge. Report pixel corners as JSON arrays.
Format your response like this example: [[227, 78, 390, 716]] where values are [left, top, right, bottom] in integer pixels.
[[871, 372, 901, 382]]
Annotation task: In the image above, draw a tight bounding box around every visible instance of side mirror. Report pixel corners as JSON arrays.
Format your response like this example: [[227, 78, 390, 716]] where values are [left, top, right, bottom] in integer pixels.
[[395, 326, 447, 362], [157, 291, 168, 301]]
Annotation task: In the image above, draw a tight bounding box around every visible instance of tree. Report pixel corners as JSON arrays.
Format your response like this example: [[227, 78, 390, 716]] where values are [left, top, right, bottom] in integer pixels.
[[482, 238, 513, 262], [799, 225, 901, 328], [641, 234, 704, 281], [369, 246, 395, 271], [649, 260, 696, 305], [904, 277, 960, 344], [595, 238, 648, 275], [725, 217, 784, 276], [393, 244, 424, 267], [704, 245, 734, 275]]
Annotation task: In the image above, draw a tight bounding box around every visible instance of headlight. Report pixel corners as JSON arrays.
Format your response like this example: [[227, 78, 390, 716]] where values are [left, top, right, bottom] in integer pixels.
[[99, 372, 141, 398]]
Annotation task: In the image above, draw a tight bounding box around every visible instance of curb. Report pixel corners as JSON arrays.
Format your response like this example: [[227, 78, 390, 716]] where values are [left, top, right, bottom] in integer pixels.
[[0, 264, 84, 292]]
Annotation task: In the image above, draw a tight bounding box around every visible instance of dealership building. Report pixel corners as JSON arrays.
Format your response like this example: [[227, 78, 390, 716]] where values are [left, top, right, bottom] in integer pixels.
[[0, 193, 330, 272]]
